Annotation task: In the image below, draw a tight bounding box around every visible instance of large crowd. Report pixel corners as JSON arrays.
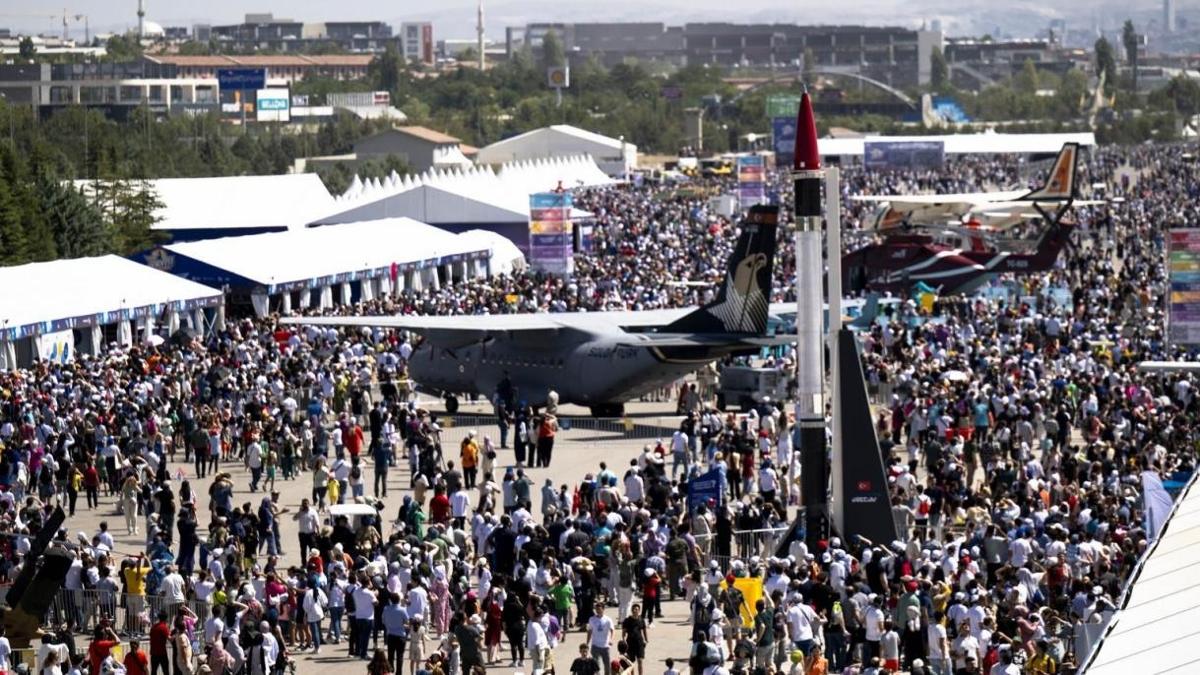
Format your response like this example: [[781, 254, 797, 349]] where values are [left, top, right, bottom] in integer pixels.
[[0, 144, 1193, 675]]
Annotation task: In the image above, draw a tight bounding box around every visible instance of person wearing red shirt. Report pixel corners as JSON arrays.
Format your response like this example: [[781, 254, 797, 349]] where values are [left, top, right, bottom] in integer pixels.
[[124, 640, 149, 675], [346, 422, 365, 459], [87, 626, 120, 675], [82, 461, 100, 509], [430, 485, 451, 524], [148, 613, 170, 675]]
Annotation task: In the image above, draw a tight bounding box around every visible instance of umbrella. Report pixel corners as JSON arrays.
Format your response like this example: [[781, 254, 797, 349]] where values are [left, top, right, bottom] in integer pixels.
[[941, 370, 970, 383], [146, 335, 165, 347]]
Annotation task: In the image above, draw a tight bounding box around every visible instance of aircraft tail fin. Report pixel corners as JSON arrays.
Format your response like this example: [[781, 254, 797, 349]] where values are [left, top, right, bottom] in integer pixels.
[[665, 204, 779, 334], [848, 293, 880, 330], [1018, 142, 1079, 202]]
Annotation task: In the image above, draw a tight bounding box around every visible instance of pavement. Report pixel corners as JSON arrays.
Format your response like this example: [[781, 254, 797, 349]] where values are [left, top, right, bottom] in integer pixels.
[[66, 398, 721, 675]]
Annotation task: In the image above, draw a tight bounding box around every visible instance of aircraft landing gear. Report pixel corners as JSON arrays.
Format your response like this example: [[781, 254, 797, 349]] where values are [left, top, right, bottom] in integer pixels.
[[444, 395, 459, 414], [589, 403, 624, 418]]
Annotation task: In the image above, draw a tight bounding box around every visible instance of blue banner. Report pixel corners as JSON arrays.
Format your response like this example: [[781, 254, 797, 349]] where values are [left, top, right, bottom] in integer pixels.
[[864, 141, 945, 171], [772, 116, 796, 167], [216, 68, 266, 91], [688, 468, 723, 512]]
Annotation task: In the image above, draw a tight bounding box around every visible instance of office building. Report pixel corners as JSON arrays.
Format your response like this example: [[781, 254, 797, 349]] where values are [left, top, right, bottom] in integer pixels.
[[401, 22, 434, 64]]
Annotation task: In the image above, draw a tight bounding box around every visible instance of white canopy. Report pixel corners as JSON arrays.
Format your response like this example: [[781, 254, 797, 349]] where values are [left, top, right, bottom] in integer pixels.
[[163, 219, 494, 290], [0, 255, 222, 342], [1082, 475, 1200, 675], [477, 125, 637, 176], [110, 174, 338, 233]]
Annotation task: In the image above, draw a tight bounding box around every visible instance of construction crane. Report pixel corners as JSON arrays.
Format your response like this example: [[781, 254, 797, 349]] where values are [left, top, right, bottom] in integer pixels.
[[0, 10, 83, 42]]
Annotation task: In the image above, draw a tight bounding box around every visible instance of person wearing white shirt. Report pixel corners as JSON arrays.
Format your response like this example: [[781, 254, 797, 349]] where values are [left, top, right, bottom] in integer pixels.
[[526, 612, 550, 675], [303, 585, 328, 654], [587, 605, 615, 675], [203, 615, 225, 645], [450, 489, 471, 522], [624, 468, 645, 503]]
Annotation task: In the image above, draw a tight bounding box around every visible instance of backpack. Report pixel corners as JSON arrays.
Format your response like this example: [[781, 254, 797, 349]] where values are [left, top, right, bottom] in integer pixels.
[[344, 584, 358, 613], [693, 596, 714, 626]]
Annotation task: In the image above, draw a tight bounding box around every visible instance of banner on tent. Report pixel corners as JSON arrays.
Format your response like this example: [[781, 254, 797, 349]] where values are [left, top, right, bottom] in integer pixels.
[[36, 330, 74, 365]]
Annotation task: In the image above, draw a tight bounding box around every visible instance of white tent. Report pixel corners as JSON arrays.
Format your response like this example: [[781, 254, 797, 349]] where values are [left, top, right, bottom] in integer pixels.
[[1081, 475, 1200, 675], [0, 255, 223, 368], [161, 219, 502, 316], [476, 125, 637, 176], [73, 174, 339, 237]]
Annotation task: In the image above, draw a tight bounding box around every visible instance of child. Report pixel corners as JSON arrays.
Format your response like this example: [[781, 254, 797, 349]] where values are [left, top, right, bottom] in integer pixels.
[[326, 474, 340, 506], [570, 643, 600, 675], [264, 448, 278, 492], [409, 614, 428, 675]]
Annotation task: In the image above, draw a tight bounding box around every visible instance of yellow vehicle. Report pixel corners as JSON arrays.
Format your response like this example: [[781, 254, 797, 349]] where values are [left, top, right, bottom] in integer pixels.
[[700, 157, 734, 176]]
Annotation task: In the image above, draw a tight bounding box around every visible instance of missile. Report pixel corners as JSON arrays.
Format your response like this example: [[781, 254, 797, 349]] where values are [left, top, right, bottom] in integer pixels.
[[793, 90, 822, 220]]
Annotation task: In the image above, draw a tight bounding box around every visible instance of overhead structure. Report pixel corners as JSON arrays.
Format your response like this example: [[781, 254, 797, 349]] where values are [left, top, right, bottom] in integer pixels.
[[817, 131, 1096, 158], [476, 125, 637, 176], [0, 255, 223, 369], [144, 219, 510, 317]]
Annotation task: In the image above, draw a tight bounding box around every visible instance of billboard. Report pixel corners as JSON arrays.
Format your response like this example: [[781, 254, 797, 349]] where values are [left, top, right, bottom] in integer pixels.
[[863, 140, 945, 170], [216, 68, 266, 91], [736, 155, 766, 208], [255, 89, 290, 122], [1169, 229, 1200, 345], [772, 116, 796, 167], [547, 66, 570, 89], [529, 192, 574, 275], [765, 94, 801, 119]]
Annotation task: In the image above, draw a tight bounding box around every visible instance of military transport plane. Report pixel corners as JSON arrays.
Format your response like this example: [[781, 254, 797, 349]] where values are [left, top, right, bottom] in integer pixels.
[[282, 205, 793, 417]]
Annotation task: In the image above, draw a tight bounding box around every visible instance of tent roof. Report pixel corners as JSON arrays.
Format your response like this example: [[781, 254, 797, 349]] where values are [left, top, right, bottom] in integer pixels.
[[164, 219, 491, 287], [480, 124, 633, 155], [112, 174, 337, 232], [1083, 476, 1200, 675], [0, 255, 222, 341], [817, 132, 1096, 157]]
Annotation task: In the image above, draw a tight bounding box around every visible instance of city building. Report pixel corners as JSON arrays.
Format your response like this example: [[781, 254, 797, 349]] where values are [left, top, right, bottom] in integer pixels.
[[506, 22, 943, 87], [140, 54, 375, 83], [353, 126, 475, 173], [508, 23, 684, 66], [401, 22, 435, 64], [0, 62, 218, 118], [207, 13, 399, 52]]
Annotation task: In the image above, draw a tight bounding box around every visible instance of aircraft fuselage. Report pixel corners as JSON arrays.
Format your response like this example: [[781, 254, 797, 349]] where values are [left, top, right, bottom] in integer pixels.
[[407, 332, 729, 407]]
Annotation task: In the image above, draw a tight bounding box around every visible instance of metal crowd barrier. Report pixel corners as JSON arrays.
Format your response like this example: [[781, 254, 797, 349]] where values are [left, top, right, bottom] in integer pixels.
[[36, 589, 213, 636]]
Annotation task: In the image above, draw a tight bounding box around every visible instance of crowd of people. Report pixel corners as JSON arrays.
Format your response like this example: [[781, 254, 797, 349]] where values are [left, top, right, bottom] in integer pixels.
[[0, 144, 1192, 675]]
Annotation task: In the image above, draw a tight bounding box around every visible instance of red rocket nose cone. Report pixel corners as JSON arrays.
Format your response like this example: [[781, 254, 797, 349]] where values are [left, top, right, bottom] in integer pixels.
[[794, 92, 820, 171]]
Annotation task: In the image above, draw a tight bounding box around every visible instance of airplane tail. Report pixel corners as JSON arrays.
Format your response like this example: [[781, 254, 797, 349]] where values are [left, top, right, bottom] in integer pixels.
[[848, 293, 880, 330], [665, 204, 779, 334], [1017, 143, 1079, 202]]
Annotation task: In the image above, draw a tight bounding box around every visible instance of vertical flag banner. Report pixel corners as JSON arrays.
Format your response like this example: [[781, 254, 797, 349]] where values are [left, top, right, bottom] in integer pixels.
[[736, 155, 766, 208], [529, 192, 575, 275], [1169, 229, 1200, 346]]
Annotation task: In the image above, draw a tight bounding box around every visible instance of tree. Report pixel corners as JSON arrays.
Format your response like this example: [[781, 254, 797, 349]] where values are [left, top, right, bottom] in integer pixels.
[[931, 46, 949, 91], [371, 45, 403, 93], [458, 47, 480, 64], [541, 30, 565, 69], [802, 47, 816, 85], [1122, 20, 1139, 95], [38, 173, 107, 258], [18, 37, 35, 61], [1015, 59, 1040, 94], [103, 34, 143, 62], [1095, 37, 1118, 95]]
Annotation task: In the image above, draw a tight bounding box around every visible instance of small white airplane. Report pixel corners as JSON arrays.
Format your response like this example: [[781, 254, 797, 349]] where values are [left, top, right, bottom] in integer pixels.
[[852, 143, 1105, 234]]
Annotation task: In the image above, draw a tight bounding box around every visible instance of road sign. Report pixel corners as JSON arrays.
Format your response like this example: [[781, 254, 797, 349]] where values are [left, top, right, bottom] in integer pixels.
[[217, 68, 266, 91], [766, 94, 801, 118]]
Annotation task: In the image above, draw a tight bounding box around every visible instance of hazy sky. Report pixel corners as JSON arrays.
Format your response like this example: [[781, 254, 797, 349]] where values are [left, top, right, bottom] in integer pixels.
[[2, 0, 1173, 41]]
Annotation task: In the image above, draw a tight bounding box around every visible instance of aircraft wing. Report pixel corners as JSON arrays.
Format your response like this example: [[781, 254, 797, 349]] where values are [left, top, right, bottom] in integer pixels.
[[278, 314, 592, 349], [615, 334, 800, 349]]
